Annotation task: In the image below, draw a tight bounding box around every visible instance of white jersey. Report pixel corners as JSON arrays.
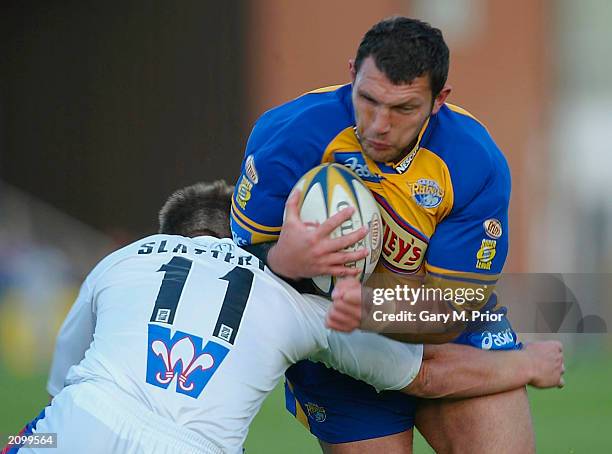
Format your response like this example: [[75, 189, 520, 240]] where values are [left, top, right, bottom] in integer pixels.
[[47, 234, 422, 454]]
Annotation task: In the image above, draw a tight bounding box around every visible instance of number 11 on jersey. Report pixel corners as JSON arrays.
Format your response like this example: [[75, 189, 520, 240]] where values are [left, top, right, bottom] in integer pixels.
[[145, 257, 254, 399]]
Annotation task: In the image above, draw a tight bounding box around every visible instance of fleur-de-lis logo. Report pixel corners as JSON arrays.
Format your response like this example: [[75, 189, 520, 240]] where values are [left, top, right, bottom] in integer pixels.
[[151, 337, 214, 391]]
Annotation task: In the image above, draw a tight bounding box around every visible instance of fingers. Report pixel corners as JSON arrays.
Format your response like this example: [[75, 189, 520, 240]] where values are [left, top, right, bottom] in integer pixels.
[[325, 265, 362, 278], [323, 227, 369, 254], [324, 248, 369, 267], [559, 362, 565, 388], [283, 190, 301, 223], [318, 206, 355, 237], [332, 277, 360, 295], [326, 309, 359, 332]]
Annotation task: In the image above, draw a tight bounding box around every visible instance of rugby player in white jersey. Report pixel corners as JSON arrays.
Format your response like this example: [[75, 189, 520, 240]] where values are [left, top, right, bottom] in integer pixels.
[[4, 181, 563, 454]]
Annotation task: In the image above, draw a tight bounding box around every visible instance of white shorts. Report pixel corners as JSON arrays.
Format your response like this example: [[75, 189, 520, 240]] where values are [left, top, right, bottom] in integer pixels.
[[23, 382, 224, 454]]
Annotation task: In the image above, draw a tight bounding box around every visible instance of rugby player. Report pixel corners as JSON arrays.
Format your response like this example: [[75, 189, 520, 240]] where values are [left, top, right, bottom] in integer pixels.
[[230, 16, 543, 454], [4, 182, 563, 454]]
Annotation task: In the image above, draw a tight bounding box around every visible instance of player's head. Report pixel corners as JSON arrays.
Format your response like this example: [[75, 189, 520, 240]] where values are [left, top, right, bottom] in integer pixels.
[[350, 16, 451, 163], [159, 180, 234, 238]]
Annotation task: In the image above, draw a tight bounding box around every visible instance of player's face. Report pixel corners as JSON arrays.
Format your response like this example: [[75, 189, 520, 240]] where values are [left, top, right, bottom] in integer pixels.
[[351, 57, 445, 163]]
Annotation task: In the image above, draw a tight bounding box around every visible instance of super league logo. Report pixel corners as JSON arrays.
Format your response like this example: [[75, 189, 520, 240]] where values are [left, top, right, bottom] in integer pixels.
[[146, 324, 229, 399]]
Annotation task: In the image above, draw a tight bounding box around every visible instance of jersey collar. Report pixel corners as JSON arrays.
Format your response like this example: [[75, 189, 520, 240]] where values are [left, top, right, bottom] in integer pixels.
[[389, 117, 430, 174]]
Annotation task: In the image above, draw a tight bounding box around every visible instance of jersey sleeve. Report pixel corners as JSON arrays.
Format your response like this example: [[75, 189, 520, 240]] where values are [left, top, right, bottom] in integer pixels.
[[231, 91, 352, 246], [47, 277, 96, 396], [230, 136, 315, 246], [311, 330, 423, 392], [424, 143, 511, 311]]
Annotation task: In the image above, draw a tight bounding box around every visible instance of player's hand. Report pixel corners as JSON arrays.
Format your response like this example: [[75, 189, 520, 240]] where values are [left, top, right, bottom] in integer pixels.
[[267, 190, 369, 280], [326, 278, 363, 332], [524, 341, 565, 388]]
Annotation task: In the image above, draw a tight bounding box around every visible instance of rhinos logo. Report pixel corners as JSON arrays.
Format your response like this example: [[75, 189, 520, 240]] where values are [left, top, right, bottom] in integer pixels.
[[305, 402, 327, 423], [408, 179, 444, 209]]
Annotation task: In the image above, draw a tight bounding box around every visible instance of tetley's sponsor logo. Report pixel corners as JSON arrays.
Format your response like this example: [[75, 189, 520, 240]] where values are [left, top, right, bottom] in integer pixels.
[[379, 209, 427, 274]]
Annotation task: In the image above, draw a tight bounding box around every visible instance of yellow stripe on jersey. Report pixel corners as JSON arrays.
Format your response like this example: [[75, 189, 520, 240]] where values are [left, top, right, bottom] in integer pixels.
[[425, 263, 499, 311], [231, 198, 282, 233], [304, 84, 346, 95], [425, 263, 500, 283], [231, 213, 279, 243], [295, 398, 311, 430], [286, 380, 311, 430], [231, 204, 280, 244], [445, 103, 486, 129]]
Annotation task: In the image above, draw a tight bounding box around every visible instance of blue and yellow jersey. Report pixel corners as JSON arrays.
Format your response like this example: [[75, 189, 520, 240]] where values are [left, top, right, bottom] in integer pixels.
[[231, 84, 510, 310]]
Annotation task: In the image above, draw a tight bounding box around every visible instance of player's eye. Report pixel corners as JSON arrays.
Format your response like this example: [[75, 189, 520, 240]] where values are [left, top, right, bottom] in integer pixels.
[[395, 106, 414, 114], [360, 93, 378, 105]]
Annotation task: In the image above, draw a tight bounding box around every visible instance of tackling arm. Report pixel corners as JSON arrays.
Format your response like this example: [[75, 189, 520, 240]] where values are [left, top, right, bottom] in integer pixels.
[[312, 324, 564, 398], [404, 342, 564, 399]]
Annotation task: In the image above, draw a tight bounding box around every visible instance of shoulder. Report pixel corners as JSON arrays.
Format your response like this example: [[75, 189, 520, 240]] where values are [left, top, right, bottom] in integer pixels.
[[85, 234, 165, 283], [247, 84, 354, 159], [422, 104, 511, 212]]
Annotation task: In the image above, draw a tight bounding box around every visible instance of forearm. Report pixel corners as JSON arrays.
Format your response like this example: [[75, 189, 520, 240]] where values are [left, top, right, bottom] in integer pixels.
[[403, 343, 532, 399], [383, 331, 460, 345]]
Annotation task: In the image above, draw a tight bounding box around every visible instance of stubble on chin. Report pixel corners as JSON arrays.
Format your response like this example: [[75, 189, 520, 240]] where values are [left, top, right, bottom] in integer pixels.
[[362, 146, 402, 164]]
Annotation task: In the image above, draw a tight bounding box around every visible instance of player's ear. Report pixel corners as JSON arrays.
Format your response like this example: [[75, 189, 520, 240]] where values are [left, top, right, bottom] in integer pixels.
[[349, 59, 357, 83], [432, 84, 452, 115]]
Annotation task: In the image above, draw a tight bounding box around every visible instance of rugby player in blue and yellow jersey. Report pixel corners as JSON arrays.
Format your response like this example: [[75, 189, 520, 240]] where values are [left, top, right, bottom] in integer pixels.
[[231, 17, 539, 453]]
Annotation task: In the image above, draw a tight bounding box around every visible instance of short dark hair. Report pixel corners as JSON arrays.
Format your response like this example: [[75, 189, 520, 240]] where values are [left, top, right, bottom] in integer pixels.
[[354, 16, 449, 96], [159, 180, 234, 238]]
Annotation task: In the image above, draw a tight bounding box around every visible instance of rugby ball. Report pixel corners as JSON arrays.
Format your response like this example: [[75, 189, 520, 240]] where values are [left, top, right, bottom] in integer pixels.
[[288, 163, 382, 297]]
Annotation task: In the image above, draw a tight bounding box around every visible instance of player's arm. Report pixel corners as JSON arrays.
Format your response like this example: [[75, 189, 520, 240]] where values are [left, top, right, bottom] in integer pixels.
[[47, 277, 96, 396], [327, 278, 464, 344], [231, 115, 368, 281], [235, 184, 367, 281], [404, 342, 564, 399], [314, 327, 563, 399]]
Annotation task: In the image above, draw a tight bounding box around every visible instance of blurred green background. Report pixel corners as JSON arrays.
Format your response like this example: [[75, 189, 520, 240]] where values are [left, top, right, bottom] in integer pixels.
[[2, 349, 611, 452]]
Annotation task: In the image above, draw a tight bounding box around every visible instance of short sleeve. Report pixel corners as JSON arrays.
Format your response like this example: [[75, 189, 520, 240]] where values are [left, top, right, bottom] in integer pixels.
[[425, 148, 511, 311], [231, 89, 354, 246]]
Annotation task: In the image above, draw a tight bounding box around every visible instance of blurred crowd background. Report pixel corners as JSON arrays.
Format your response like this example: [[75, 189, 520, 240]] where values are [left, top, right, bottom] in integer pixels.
[[1, 0, 611, 451]]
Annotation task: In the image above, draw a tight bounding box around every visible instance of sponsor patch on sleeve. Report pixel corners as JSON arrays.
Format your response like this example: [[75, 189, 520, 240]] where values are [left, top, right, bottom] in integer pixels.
[[245, 155, 259, 184], [476, 239, 497, 270], [483, 218, 502, 239]]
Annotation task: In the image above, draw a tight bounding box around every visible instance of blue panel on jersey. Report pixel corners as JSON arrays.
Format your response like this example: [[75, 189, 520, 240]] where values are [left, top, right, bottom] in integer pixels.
[[231, 85, 355, 245], [146, 324, 229, 399], [333, 151, 382, 183], [424, 105, 511, 275], [423, 105, 511, 214]]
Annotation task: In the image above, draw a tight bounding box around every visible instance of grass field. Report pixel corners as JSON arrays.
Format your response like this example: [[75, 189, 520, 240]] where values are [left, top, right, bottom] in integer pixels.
[[1, 351, 611, 452]]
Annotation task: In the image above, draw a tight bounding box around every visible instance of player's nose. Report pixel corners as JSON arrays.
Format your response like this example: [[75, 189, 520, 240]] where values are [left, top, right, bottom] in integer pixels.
[[371, 108, 391, 135]]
